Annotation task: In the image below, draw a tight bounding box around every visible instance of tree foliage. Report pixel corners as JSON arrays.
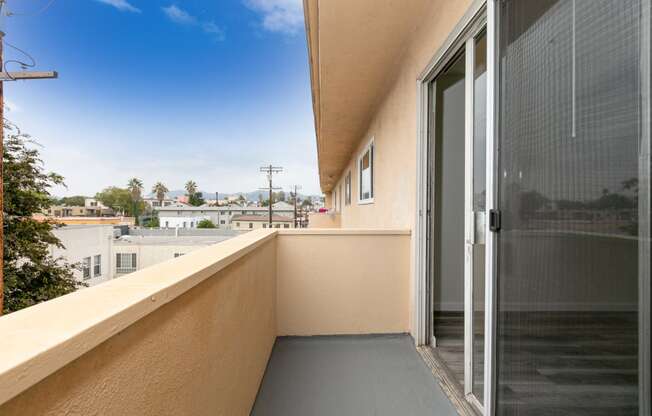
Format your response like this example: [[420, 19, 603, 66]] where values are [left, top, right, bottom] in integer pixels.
[[152, 182, 168, 206], [188, 191, 205, 207], [196, 219, 216, 229], [56, 195, 87, 206], [3, 123, 82, 314]]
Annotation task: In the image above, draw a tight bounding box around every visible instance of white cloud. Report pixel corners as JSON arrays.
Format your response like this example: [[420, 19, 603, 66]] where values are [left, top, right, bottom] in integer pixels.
[[95, 0, 141, 13], [162, 5, 225, 41], [5, 100, 21, 113], [244, 0, 304, 35]]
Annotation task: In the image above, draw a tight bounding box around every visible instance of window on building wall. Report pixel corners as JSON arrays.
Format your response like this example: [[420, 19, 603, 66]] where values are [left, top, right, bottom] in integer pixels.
[[165, 221, 169, 228], [82, 257, 91, 280], [274, 224, 280, 228], [249, 223, 253, 229], [345, 171, 352, 205], [116, 253, 137, 273], [236, 222, 240, 227], [174, 253, 184, 258], [283, 224, 290, 228], [358, 138, 374, 203], [220, 220, 225, 225], [263, 223, 267, 228], [93, 255, 101, 277]]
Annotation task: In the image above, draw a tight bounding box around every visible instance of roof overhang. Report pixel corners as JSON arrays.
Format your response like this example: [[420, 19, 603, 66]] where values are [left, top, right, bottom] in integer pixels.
[[304, 0, 431, 192]]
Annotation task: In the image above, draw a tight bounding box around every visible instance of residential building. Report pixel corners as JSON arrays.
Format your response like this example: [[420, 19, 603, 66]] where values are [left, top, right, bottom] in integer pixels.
[[112, 235, 234, 276], [0, 2, 649, 416], [158, 202, 295, 229], [230, 215, 294, 230], [143, 197, 176, 209], [49, 225, 114, 286]]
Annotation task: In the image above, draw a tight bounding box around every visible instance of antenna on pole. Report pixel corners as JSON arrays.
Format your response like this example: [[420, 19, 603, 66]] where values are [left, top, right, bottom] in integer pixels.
[[259, 165, 283, 227]]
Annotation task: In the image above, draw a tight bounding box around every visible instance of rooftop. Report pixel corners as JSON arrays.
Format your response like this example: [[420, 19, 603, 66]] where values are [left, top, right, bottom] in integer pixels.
[[113, 235, 235, 246], [231, 214, 293, 222]]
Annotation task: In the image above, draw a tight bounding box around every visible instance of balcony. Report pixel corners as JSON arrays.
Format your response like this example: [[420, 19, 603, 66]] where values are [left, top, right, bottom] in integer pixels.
[[0, 228, 456, 415]]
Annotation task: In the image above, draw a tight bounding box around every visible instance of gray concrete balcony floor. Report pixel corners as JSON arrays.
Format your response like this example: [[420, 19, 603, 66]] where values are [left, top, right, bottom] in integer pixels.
[[251, 334, 458, 416]]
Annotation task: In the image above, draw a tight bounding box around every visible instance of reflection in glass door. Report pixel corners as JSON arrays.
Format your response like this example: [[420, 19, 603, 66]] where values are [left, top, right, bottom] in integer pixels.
[[495, 1, 650, 415]]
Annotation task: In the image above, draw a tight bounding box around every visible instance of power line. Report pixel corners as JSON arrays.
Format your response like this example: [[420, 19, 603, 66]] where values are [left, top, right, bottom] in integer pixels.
[[5, 0, 57, 17], [259, 165, 283, 226]]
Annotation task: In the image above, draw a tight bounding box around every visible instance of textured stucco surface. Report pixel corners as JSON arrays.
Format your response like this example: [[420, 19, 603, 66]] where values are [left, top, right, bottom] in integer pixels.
[[0, 239, 277, 416], [276, 233, 410, 335], [251, 334, 458, 416], [315, 0, 474, 335]]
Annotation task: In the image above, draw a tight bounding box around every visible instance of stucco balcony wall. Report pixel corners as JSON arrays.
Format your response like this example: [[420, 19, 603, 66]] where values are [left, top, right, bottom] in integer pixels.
[[0, 228, 410, 415]]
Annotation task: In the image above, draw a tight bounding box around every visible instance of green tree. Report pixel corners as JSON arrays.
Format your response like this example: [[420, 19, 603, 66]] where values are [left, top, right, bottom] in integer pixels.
[[96, 187, 132, 215], [151, 182, 169, 208], [57, 195, 87, 206], [185, 180, 198, 198], [2, 123, 82, 314], [143, 216, 160, 228], [127, 178, 144, 225], [188, 191, 205, 207], [277, 190, 286, 202], [196, 219, 216, 229]]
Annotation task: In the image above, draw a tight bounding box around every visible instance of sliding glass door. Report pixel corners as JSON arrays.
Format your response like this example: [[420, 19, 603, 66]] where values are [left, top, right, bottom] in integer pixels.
[[495, 1, 650, 415]]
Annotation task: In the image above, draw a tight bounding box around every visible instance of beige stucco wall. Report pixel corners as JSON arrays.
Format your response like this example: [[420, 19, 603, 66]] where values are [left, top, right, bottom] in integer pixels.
[[307, 212, 341, 228], [0, 236, 277, 416], [276, 231, 411, 335], [326, 0, 473, 333]]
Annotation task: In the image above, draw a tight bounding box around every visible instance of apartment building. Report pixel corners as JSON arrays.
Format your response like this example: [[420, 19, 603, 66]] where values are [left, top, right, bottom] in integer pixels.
[[230, 215, 294, 230], [0, 1, 648, 416], [49, 225, 114, 286], [158, 202, 295, 229]]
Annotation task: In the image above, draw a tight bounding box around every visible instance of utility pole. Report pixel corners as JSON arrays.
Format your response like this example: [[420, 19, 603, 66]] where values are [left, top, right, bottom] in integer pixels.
[[259, 165, 282, 227], [0, 5, 58, 313], [291, 185, 302, 228]]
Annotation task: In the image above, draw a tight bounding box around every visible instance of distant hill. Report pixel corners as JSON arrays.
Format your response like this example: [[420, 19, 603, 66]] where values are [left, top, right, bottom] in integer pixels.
[[148, 190, 321, 201]]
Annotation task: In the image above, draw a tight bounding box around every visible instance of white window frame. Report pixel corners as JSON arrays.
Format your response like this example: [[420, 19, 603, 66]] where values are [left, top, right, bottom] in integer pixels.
[[116, 253, 137, 274], [357, 137, 375, 204], [82, 257, 91, 280], [345, 170, 352, 205], [93, 254, 101, 277]]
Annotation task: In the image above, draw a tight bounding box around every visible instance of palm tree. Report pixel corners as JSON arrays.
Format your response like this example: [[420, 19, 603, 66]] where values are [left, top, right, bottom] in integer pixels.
[[185, 180, 198, 197], [127, 178, 144, 225], [152, 182, 169, 207]]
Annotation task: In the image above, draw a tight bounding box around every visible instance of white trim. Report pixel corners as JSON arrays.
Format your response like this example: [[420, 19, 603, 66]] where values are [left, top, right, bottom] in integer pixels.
[[463, 38, 475, 398], [415, 77, 429, 346], [357, 136, 375, 204], [483, 2, 499, 414]]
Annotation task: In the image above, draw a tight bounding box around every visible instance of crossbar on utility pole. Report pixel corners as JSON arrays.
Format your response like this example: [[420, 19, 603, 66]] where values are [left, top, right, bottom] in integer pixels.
[[0, 24, 58, 314], [259, 165, 283, 226]]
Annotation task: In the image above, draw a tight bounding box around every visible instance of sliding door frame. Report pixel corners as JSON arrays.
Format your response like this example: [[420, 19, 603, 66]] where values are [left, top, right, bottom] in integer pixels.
[[414, 0, 493, 413]]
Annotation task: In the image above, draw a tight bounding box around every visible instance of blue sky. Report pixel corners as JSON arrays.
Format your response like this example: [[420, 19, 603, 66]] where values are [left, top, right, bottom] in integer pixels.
[[3, 0, 319, 196]]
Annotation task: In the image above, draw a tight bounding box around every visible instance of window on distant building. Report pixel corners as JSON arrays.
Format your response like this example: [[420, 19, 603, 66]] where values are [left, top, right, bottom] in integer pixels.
[[93, 254, 101, 277], [220, 220, 225, 225], [274, 224, 280, 228], [82, 257, 91, 280], [165, 221, 169, 228], [174, 253, 185, 258], [116, 253, 137, 273], [236, 222, 240, 227], [183, 221, 187, 228], [190, 222, 194, 228], [249, 223, 253, 229], [284, 224, 290, 228], [358, 138, 374, 203], [263, 223, 267, 228]]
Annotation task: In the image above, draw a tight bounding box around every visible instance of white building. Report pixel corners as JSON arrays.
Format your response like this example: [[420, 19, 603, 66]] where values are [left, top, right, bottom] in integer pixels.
[[112, 235, 234, 276], [50, 224, 114, 286], [157, 202, 295, 229]]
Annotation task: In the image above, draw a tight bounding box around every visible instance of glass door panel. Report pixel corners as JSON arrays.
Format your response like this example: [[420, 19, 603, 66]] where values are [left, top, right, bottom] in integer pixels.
[[496, 1, 648, 415], [471, 30, 487, 405]]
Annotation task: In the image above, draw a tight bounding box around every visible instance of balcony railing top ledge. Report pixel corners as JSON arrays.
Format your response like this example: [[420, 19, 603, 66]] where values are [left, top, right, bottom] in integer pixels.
[[0, 228, 278, 406]]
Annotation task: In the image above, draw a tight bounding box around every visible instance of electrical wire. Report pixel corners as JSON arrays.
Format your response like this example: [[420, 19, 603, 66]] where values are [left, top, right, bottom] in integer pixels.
[[2, 39, 37, 81], [5, 0, 57, 17]]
